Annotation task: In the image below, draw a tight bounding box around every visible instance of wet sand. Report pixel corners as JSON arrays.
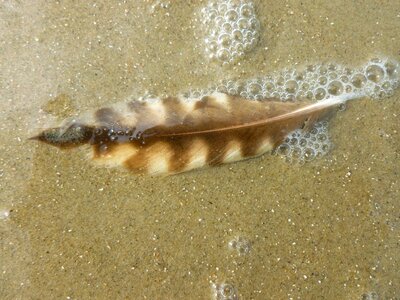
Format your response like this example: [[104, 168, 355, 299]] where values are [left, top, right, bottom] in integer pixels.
[[1, 1, 399, 299]]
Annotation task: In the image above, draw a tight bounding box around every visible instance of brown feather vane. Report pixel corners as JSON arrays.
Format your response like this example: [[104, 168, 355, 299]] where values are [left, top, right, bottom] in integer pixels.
[[31, 92, 362, 175]]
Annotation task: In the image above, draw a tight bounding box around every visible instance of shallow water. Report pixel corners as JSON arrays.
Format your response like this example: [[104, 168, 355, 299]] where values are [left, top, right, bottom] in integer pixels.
[[1, 1, 399, 299]]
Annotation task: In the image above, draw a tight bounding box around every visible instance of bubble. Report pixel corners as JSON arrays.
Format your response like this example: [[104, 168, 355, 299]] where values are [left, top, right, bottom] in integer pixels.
[[240, 4, 253, 17], [215, 16, 224, 27], [292, 147, 302, 160], [212, 282, 238, 300], [351, 74, 367, 88], [294, 72, 303, 81], [305, 91, 314, 100], [315, 88, 326, 100], [377, 79, 390, 88], [222, 22, 232, 32], [345, 85, 353, 93], [319, 66, 328, 75], [222, 285, 235, 297], [243, 41, 253, 52], [366, 65, 385, 83], [217, 48, 230, 61], [206, 40, 217, 52], [304, 148, 316, 161], [317, 133, 327, 142], [299, 138, 307, 147], [276, 144, 290, 155], [328, 72, 338, 80], [234, 43, 244, 53], [384, 61, 398, 79], [247, 82, 262, 95], [233, 80, 246, 93], [208, 9, 218, 19], [318, 76, 328, 85], [249, 17, 260, 30], [307, 64, 316, 72], [301, 82, 310, 91], [237, 18, 249, 30], [228, 236, 251, 255], [232, 29, 243, 41], [265, 82, 274, 92], [227, 88, 236, 95], [225, 9, 238, 21], [310, 127, 318, 135], [218, 2, 228, 12], [218, 34, 231, 47], [327, 81, 344, 95], [290, 137, 298, 145], [321, 144, 330, 152], [328, 63, 337, 71], [285, 80, 298, 94], [276, 76, 285, 86]]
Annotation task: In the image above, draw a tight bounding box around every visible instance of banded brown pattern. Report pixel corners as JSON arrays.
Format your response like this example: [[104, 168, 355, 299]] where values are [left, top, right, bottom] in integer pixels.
[[32, 92, 350, 175]]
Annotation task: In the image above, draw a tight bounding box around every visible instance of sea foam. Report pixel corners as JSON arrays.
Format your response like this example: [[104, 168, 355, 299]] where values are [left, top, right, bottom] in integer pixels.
[[202, 0, 260, 65], [183, 57, 399, 163]]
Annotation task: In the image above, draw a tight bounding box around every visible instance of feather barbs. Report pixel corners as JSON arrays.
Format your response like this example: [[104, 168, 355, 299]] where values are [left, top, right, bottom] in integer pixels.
[[32, 92, 359, 175]]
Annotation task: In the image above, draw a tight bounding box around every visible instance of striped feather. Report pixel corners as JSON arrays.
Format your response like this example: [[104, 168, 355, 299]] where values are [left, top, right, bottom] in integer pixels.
[[31, 92, 361, 175]]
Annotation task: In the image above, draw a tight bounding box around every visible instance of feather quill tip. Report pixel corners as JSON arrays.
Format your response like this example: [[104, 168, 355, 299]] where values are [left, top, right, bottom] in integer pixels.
[[30, 123, 93, 149]]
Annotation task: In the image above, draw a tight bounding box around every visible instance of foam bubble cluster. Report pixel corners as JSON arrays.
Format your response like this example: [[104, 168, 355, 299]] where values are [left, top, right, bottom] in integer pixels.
[[275, 121, 331, 164], [183, 57, 399, 163], [211, 282, 238, 300], [201, 0, 260, 64], [186, 58, 399, 101]]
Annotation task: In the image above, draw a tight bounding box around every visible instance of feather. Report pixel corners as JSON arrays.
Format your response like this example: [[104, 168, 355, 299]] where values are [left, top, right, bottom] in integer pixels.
[[31, 92, 363, 175]]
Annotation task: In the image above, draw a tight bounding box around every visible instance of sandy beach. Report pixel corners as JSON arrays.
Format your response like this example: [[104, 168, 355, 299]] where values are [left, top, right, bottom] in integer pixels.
[[1, 1, 399, 299]]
